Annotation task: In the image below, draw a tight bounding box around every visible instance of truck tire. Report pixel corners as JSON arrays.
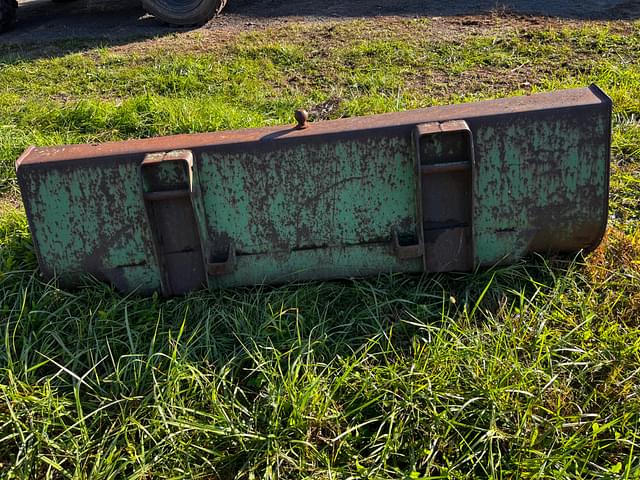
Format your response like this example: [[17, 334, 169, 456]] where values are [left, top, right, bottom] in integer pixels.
[[0, 0, 17, 33], [142, 0, 227, 26]]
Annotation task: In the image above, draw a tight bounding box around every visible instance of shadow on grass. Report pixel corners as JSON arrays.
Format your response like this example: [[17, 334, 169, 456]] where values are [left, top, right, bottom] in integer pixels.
[[0, 1, 192, 62], [0, 240, 562, 386]]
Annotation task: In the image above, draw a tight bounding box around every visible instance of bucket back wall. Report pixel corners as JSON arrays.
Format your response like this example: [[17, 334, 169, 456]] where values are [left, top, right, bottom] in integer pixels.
[[17, 85, 611, 295]]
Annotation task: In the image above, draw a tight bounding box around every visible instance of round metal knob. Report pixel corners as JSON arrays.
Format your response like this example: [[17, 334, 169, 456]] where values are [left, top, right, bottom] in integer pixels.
[[294, 109, 309, 129]]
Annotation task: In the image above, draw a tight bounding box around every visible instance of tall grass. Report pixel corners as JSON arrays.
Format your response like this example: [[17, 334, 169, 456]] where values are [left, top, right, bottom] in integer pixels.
[[1, 208, 639, 478]]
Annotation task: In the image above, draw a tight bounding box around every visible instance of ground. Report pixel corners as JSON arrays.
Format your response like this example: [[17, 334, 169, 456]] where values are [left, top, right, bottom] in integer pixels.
[[0, 1, 639, 479], [5, 0, 640, 44]]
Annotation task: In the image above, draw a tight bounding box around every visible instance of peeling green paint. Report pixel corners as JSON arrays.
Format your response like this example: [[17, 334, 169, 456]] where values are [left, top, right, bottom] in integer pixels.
[[17, 87, 611, 295]]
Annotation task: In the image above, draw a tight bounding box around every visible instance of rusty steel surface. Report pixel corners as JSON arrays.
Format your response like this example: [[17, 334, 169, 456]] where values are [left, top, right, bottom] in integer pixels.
[[18, 86, 610, 166], [17, 85, 612, 295]]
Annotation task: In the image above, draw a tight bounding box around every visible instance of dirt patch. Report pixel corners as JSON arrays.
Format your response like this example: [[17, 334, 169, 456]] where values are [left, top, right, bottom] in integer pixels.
[[66, 12, 638, 60], [2, 0, 638, 54], [0, 190, 23, 210]]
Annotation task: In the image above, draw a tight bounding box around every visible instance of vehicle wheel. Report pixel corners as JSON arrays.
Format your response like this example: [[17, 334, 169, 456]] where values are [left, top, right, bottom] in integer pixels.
[[0, 0, 17, 33], [142, 0, 227, 26]]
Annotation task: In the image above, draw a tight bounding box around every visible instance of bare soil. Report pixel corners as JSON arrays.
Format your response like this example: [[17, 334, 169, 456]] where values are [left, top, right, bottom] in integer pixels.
[[2, 0, 638, 48]]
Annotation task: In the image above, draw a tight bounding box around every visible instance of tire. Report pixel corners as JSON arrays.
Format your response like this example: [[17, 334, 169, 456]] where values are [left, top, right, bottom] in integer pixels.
[[0, 0, 17, 33], [142, 0, 227, 26]]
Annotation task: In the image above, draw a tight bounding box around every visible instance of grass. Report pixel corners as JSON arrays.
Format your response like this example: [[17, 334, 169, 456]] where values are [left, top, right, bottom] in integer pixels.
[[0, 15, 639, 479]]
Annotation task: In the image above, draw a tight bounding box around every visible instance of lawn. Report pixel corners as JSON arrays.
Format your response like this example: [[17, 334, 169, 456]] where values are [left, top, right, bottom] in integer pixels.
[[0, 15, 639, 479]]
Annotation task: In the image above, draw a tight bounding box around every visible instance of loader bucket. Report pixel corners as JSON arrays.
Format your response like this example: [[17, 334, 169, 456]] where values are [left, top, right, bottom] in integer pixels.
[[16, 85, 611, 296]]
